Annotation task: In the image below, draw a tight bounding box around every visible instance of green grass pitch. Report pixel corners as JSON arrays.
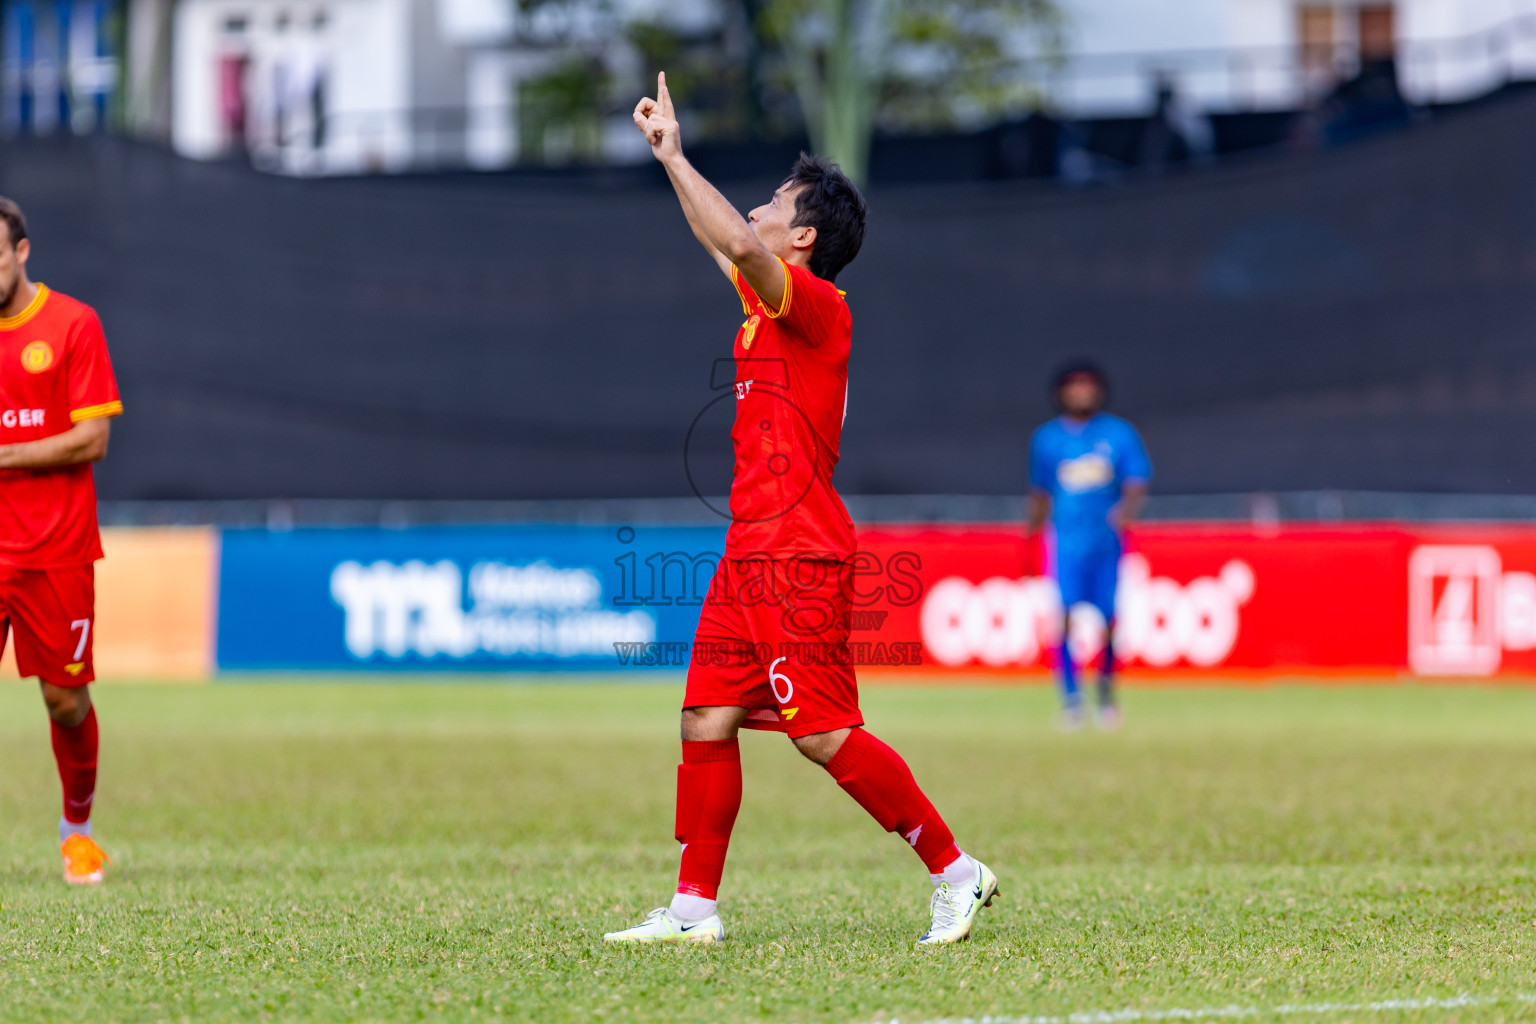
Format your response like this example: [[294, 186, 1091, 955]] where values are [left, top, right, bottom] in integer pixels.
[[0, 678, 1532, 1022]]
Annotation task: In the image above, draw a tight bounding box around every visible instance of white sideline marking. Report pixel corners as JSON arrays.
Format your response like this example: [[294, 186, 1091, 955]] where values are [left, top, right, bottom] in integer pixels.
[[870, 992, 1535, 1024]]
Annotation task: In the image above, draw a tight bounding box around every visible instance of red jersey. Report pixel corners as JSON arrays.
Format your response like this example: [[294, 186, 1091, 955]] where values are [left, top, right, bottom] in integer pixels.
[[0, 285, 122, 567], [726, 260, 855, 559]]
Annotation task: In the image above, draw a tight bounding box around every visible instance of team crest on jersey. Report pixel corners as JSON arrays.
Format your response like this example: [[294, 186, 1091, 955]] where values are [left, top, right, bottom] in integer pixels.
[[740, 314, 761, 352], [20, 340, 52, 373], [1058, 451, 1115, 493]]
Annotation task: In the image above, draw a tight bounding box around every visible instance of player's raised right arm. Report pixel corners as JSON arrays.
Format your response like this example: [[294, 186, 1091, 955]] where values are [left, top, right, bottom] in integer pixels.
[[674, 188, 734, 279], [633, 73, 744, 281]]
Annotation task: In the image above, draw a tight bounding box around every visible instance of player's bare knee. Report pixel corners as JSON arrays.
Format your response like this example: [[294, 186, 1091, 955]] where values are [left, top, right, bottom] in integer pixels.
[[680, 706, 744, 742], [791, 727, 850, 766], [680, 708, 707, 740], [40, 682, 90, 727]]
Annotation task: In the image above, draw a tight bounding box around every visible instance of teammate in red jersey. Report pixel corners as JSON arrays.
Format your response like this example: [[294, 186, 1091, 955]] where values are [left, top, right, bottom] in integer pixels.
[[604, 75, 997, 946], [0, 197, 121, 885]]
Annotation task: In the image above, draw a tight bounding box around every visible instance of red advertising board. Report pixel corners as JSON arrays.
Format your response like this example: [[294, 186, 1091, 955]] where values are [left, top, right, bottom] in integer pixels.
[[854, 523, 1536, 678]]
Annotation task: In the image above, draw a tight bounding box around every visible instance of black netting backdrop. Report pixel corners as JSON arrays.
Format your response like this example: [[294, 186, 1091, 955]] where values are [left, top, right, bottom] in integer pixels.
[[3, 92, 1536, 501]]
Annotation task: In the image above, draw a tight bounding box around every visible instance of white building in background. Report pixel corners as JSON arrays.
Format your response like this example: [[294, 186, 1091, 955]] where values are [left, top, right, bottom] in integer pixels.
[[171, 0, 466, 172], [160, 0, 1536, 173], [167, 0, 720, 173], [1046, 0, 1536, 117]]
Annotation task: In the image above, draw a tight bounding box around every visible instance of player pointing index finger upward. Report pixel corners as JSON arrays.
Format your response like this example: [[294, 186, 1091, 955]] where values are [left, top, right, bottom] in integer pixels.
[[605, 73, 998, 947]]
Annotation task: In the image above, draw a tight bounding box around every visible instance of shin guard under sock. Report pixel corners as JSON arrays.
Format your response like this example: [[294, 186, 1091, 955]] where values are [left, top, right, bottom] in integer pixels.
[[674, 738, 742, 900], [51, 705, 98, 827], [823, 728, 962, 874]]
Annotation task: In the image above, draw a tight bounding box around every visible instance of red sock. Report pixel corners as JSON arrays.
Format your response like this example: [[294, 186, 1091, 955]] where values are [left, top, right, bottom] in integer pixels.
[[51, 706, 98, 825], [675, 739, 742, 900], [824, 728, 962, 874]]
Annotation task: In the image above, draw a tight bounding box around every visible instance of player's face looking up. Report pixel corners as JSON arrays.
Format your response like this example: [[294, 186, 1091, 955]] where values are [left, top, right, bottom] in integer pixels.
[[747, 185, 816, 268], [773, 153, 868, 282], [1058, 373, 1106, 419]]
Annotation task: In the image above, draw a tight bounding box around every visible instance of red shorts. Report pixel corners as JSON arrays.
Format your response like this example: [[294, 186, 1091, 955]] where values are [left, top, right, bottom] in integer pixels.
[[684, 556, 862, 739], [0, 564, 95, 687]]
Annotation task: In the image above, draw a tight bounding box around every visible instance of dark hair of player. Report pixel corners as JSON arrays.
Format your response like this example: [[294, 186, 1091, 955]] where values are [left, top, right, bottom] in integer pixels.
[[1051, 359, 1110, 408], [783, 153, 867, 283], [0, 197, 26, 250]]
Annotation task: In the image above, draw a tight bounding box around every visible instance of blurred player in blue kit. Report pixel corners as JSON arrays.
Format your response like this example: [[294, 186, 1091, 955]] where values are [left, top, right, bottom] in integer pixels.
[[1026, 361, 1151, 730]]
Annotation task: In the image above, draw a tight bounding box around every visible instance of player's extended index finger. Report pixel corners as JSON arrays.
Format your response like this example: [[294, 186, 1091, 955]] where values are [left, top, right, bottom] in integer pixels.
[[657, 72, 674, 117]]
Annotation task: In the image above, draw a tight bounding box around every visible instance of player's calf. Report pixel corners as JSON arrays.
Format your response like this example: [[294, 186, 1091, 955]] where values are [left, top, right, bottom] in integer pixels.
[[819, 728, 1000, 942], [41, 682, 105, 884]]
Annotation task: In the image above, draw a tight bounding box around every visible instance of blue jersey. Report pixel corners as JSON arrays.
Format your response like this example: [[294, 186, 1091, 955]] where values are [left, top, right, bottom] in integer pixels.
[[1029, 413, 1152, 555]]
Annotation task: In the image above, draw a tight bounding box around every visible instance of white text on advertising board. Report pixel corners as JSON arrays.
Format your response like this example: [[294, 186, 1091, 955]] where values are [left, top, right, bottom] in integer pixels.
[[919, 555, 1255, 668], [329, 560, 655, 660]]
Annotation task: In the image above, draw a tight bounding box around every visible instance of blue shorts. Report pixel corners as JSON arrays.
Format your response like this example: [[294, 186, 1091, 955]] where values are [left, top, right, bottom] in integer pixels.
[[1052, 548, 1120, 621]]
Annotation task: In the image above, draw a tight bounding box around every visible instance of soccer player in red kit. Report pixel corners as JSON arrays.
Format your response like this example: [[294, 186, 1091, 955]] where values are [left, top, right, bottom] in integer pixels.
[[604, 75, 997, 946], [0, 197, 121, 885]]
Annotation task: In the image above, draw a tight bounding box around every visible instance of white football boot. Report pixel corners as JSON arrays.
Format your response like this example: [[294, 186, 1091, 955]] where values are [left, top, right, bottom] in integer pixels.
[[603, 907, 725, 944], [917, 859, 999, 945]]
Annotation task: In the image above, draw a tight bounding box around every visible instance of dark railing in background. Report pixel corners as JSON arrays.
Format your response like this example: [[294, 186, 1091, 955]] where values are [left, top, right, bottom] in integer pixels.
[[98, 493, 1536, 529]]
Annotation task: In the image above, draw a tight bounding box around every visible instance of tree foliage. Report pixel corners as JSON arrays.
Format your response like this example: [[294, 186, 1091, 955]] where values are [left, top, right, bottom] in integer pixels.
[[758, 0, 1065, 184]]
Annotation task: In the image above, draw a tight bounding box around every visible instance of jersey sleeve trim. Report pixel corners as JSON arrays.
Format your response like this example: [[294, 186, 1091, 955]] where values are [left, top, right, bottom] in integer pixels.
[[70, 400, 123, 423], [761, 258, 792, 319], [0, 284, 49, 330], [728, 265, 752, 316]]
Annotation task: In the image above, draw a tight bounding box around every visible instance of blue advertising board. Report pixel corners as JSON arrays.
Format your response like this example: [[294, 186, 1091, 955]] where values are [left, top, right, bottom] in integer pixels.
[[216, 525, 728, 671]]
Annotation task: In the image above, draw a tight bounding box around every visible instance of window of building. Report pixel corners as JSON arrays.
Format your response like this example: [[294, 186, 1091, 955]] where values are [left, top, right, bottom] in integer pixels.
[[1298, 3, 1397, 93]]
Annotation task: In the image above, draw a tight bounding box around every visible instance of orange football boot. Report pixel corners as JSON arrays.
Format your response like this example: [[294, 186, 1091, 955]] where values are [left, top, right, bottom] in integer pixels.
[[61, 833, 108, 885]]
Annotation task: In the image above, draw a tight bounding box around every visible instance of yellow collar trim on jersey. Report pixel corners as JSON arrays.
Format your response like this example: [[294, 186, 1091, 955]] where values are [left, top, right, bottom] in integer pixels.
[[761, 258, 792, 319], [0, 284, 49, 331]]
